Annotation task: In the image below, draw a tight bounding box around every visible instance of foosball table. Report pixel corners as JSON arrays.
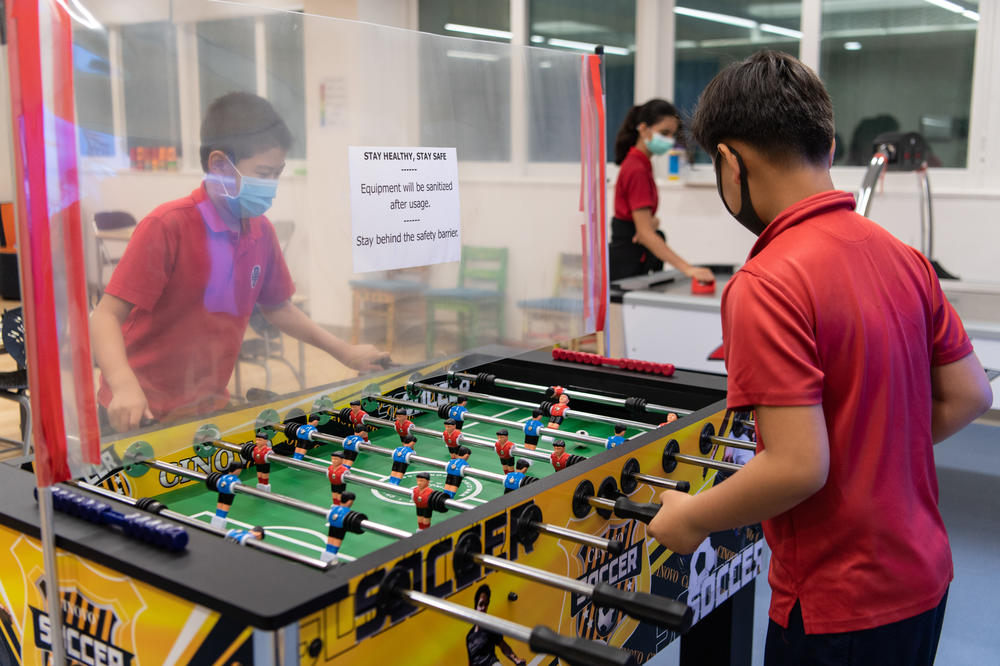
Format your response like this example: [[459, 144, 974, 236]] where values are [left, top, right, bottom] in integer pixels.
[[0, 349, 764, 665]]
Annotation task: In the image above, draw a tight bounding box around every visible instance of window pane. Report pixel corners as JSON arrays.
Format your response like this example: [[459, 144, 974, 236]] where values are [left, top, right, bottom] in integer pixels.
[[821, 0, 978, 168], [73, 28, 114, 157], [121, 22, 181, 157], [674, 1, 801, 162], [197, 17, 257, 119], [529, 0, 635, 162], [265, 12, 306, 160], [418, 0, 511, 161]]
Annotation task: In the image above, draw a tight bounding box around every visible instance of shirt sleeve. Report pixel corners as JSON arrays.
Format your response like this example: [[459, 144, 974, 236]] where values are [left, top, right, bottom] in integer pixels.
[[620, 167, 656, 214], [257, 220, 295, 308], [104, 215, 175, 312], [722, 271, 825, 409]]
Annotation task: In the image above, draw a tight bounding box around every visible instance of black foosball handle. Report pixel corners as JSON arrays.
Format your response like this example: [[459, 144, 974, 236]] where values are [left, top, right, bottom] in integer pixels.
[[613, 497, 660, 524], [592, 582, 693, 633], [529, 625, 636, 666]]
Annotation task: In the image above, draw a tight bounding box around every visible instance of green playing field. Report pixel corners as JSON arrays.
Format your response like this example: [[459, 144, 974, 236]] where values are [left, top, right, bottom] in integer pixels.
[[160, 399, 636, 562]]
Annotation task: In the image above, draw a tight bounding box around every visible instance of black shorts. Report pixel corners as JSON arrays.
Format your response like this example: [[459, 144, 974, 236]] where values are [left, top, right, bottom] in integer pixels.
[[328, 525, 347, 540], [504, 487, 515, 495], [445, 474, 463, 487], [391, 461, 408, 473], [523, 434, 539, 445], [343, 450, 358, 461], [218, 493, 235, 505], [255, 462, 271, 474], [330, 482, 346, 494], [499, 456, 515, 467], [295, 439, 315, 450], [415, 506, 433, 518], [609, 217, 666, 281], [548, 416, 564, 426]]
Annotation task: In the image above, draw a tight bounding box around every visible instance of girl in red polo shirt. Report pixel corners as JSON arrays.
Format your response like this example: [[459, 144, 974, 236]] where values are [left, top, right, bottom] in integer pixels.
[[610, 98, 714, 284]]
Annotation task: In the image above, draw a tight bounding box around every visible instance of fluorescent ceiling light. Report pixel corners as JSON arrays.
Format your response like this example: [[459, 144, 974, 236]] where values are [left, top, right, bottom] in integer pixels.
[[444, 23, 512, 40], [675, 6, 757, 29], [962, 10, 980, 20], [530, 35, 545, 43], [923, 0, 966, 13], [844, 41, 863, 50], [546, 38, 630, 56], [445, 50, 500, 62], [760, 23, 803, 38]]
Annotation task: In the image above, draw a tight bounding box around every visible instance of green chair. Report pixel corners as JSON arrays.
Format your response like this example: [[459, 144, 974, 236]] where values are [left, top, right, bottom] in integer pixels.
[[425, 246, 508, 357]]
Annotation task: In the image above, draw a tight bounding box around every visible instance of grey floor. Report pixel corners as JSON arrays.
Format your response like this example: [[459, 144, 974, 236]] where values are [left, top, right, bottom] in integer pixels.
[[649, 420, 1000, 666]]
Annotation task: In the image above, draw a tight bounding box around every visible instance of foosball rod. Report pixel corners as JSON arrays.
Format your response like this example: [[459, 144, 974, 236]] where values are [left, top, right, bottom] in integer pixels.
[[455, 536, 692, 631], [380, 570, 635, 666], [142, 460, 412, 540], [361, 409, 554, 462], [409, 381, 657, 432], [69, 480, 329, 569], [448, 370, 693, 417], [670, 452, 742, 474], [710, 435, 756, 451], [368, 394, 607, 448]]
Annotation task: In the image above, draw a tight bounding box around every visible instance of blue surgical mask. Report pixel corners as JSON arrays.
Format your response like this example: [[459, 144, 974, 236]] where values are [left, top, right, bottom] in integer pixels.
[[217, 158, 279, 219], [646, 133, 675, 155]]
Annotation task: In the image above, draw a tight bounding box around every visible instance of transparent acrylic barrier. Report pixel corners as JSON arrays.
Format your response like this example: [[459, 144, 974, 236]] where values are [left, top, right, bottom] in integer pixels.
[[68, 1, 599, 445]]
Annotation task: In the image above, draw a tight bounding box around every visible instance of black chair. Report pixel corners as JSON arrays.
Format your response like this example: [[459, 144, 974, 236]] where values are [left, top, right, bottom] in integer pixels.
[[0, 307, 30, 458]]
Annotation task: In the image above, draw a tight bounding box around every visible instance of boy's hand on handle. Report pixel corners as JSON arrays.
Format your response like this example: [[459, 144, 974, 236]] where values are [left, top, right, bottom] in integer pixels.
[[686, 266, 715, 285], [107, 383, 154, 433], [342, 344, 392, 372], [647, 489, 706, 555]]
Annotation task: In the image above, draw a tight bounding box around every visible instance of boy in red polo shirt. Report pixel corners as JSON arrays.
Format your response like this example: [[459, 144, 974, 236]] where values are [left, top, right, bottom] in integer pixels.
[[91, 93, 387, 432], [648, 51, 992, 665]]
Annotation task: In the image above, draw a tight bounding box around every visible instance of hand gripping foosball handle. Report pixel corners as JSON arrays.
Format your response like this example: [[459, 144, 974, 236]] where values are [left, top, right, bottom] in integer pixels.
[[612, 496, 660, 524], [591, 582, 693, 633], [528, 626, 636, 666]]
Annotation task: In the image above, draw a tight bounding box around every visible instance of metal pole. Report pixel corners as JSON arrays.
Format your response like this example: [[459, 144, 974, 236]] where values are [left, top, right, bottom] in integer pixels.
[[37, 486, 67, 666]]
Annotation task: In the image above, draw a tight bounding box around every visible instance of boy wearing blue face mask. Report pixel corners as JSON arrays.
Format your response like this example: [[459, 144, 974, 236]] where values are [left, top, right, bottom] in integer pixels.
[[609, 98, 714, 284], [91, 92, 388, 432]]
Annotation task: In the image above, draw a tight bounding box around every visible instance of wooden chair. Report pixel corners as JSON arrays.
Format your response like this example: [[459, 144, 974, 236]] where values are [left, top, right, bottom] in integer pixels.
[[517, 253, 585, 346], [425, 246, 508, 357], [350, 267, 429, 354]]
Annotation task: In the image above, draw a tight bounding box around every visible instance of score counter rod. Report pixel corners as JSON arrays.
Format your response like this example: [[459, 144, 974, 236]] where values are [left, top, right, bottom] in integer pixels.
[[142, 460, 412, 540], [69, 480, 330, 569], [409, 381, 656, 432], [449, 370, 693, 417]]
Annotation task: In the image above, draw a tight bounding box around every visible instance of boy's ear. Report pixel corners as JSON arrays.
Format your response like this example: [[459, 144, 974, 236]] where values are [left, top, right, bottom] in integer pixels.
[[207, 150, 233, 173], [716, 144, 741, 184]]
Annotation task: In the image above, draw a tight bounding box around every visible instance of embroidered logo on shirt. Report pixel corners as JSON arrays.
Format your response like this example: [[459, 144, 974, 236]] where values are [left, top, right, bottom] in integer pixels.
[[250, 265, 261, 289]]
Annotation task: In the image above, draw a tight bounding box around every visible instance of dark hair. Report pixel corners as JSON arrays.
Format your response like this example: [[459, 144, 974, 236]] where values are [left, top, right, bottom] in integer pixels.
[[252, 525, 266, 538], [689, 50, 834, 166], [474, 584, 491, 607], [444, 418, 456, 426], [458, 446, 471, 456], [200, 92, 293, 172], [354, 424, 366, 433], [614, 98, 680, 165], [340, 491, 356, 503], [516, 459, 530, 470]]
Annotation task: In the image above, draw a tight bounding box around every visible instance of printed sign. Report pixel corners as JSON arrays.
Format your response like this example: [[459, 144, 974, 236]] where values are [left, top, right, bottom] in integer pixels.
[[348, 147, 461, 273]]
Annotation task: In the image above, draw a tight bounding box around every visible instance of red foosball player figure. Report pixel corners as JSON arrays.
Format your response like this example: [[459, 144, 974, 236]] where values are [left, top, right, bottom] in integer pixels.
[[348, 399, 366, 427], [447, 397, 469, 430], [550, 440, 585, 472], [327, 450, 350, 505], [211, 461, 244, 529], [547, 394, 571, 429], [252, 429, 273, 492], [394, 410, 415, 442], [225, 525, 265, 545], [293, 413, 321, 460], [412, 472, 434, 530], [389, 435, 416, 485], [341, 423, 367, 468], [659, 413, 679, 426], [442, 418, 463, 458], [494, 429, 516, 474], [444, 446, 471, 498], [322, 491, 356, 563]]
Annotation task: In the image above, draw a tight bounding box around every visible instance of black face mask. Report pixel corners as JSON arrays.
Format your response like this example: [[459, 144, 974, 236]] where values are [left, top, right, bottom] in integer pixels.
[[714, 145, 768, 236]]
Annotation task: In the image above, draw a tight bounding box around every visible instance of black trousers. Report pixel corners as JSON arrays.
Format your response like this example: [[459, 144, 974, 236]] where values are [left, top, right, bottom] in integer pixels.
[[608, 217, 666, 281], [765, 590, 948, 666]]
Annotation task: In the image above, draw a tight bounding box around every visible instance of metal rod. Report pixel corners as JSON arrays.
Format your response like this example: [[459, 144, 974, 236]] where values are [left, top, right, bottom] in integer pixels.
[[411, 381, 655, 436], [348, 439, 507, 484], [856, 152, 887, 217], [474, 552, 593, 596], [530, 522, 619, 552], [673, 453, 742, 474], [451, 371, 692, 416], [143, 460, 412, 540], [917, 167, 934, 258], [400, 588, 533, 643], [588, 496, 617, 511], [37, 486, 67, 665], [709, 436, 756, 451], [370, 394, 601, 448], [631, 472, 686, 491], [70, 481, 329, 569]]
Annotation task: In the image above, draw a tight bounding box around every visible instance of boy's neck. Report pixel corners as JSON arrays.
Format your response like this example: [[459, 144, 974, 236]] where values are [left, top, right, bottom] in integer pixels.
[[755, 166, 836, 225]]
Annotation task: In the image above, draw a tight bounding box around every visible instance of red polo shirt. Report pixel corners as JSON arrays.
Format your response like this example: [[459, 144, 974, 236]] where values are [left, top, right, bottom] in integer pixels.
[[722, 190, 971, 634], [614, 147, 657, 220], [99, 185, 294, 421]]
